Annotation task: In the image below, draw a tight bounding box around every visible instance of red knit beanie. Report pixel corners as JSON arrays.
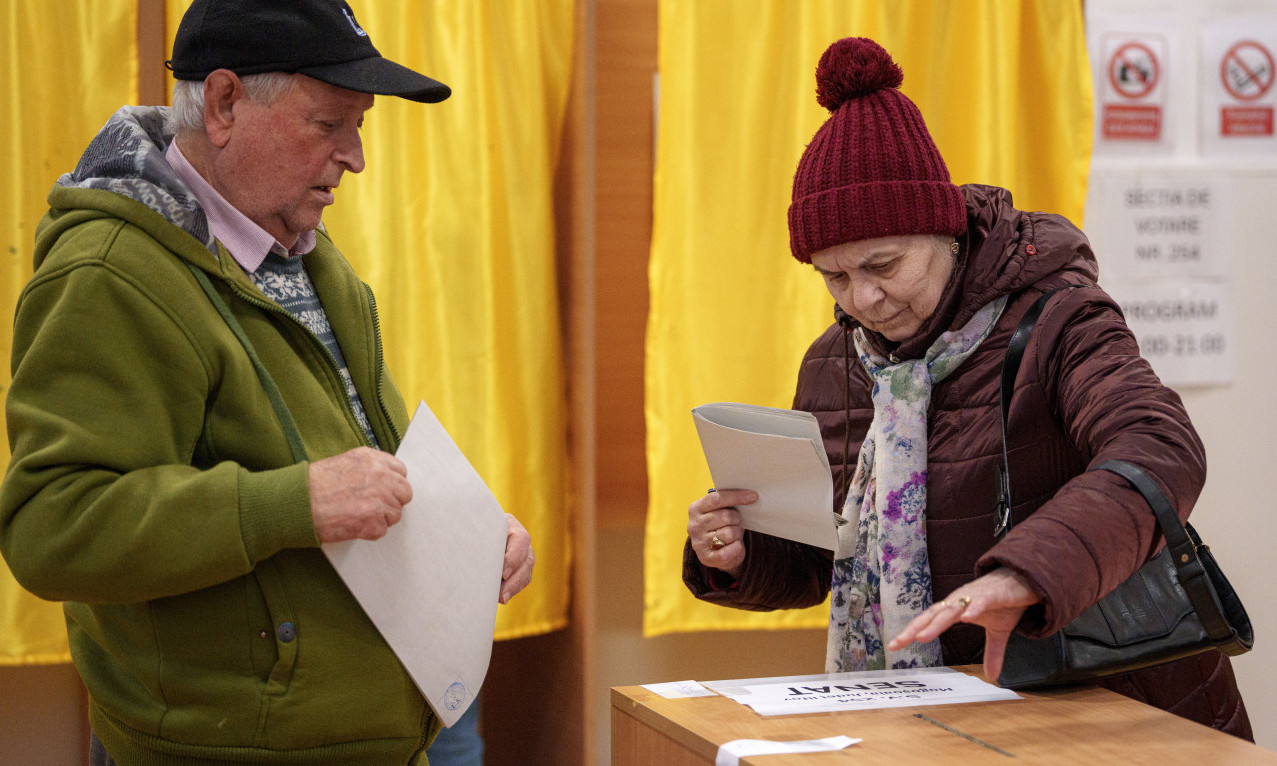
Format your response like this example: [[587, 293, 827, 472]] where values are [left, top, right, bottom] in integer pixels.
[[788, 37, 966, 263]]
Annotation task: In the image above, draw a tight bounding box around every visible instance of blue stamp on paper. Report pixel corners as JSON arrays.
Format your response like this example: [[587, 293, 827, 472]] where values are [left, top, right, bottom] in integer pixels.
[[444, 681, 467, 711]]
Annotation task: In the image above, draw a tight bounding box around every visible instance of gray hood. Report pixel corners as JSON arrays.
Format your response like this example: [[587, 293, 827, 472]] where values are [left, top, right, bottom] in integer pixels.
[[59, 105, 215, 253]]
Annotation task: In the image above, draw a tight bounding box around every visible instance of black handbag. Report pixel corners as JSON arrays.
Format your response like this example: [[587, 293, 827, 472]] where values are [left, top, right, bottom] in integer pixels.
[[991, 288, 1253, 689]]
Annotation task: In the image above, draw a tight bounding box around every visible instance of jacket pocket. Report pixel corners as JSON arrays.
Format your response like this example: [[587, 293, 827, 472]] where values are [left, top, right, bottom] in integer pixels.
[[148, 575, 272, 745], [245, 571, 279, 683], [250, 558, 298, 697]]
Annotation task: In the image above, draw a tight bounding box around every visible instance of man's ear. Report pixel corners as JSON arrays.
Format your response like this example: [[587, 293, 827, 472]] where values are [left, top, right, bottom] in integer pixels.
[[202, 69, 242, 149]]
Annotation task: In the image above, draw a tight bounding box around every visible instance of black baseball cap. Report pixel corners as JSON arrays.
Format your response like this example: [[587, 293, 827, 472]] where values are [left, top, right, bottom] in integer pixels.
[[166, 0, 451, 103]]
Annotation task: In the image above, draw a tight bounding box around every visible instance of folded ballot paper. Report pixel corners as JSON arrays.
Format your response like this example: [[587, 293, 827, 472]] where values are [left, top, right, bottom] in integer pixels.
[[323, 400, 508, 728], [692, 402, 836, 550]]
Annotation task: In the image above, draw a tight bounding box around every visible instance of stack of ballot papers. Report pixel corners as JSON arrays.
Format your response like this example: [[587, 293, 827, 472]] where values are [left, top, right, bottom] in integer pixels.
[[692, 402, 836, 550]]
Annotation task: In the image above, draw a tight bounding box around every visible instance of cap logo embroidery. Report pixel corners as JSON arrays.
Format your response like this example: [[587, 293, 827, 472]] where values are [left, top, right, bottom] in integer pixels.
[[342, 7, 368, 37]]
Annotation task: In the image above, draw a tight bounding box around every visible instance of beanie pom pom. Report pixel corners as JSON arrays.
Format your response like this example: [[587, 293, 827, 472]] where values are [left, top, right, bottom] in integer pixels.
[[815, 37, 904, 112]]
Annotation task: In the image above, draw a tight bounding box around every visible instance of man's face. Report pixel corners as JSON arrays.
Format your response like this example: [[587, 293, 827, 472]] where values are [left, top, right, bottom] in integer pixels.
[[216, 74, 374, 248]]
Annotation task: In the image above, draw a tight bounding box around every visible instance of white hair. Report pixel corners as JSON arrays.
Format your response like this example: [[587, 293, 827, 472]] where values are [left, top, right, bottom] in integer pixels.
[[166, 72, 298, 135]]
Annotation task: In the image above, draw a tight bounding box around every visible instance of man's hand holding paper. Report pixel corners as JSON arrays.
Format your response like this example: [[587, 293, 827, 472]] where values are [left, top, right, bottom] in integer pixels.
[[500, 513, 535, 604], [322, 401, 534, 728], [308, 446, 413, 542]]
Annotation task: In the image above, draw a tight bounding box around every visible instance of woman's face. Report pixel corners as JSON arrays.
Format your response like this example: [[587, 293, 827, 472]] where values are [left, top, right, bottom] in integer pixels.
[[810, 234, 955, 342]]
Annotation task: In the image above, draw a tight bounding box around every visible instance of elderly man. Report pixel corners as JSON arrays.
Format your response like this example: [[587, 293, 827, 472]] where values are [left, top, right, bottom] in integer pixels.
[[0, 1, 533, 764]]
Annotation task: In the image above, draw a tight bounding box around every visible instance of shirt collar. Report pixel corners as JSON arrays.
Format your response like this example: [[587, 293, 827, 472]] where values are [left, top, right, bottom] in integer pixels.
[[165, 140, 316, 273]]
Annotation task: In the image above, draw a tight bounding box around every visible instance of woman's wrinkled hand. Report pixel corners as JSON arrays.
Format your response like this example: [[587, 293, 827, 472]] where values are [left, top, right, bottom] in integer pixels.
[[886, 567, 1042, 683], [687, 489, 756, 578]]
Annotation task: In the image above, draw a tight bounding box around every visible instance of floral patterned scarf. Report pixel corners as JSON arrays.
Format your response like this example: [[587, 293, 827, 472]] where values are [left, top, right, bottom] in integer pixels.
[[826, 295, 1007, 672]]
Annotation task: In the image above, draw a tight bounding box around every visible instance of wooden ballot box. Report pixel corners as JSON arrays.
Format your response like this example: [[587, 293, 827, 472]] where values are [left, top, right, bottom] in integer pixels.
[[612, 667, 1276, 765]]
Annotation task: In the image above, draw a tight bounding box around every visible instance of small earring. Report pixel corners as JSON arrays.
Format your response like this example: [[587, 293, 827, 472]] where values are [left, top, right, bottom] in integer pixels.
[[950, 241, 960, 254]]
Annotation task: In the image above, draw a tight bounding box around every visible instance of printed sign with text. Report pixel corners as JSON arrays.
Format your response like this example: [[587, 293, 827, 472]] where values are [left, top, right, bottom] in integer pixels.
[[1201, 17, 1277, 156]]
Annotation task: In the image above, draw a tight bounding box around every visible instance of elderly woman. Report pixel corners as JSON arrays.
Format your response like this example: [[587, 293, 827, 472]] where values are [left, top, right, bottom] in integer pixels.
[[683, 37, 1251, 738]]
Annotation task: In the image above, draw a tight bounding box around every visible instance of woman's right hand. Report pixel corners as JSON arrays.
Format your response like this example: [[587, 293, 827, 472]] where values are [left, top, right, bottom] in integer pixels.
[[688, 489, 757, 578]]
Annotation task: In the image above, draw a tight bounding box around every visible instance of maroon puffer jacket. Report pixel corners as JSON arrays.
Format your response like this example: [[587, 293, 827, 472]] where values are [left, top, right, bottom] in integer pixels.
[[683, 184, 1251, 738]]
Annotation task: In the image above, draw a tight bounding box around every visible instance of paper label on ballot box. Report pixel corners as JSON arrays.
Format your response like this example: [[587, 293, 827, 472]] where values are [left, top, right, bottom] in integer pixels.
[[703, 667, 1020, 716]]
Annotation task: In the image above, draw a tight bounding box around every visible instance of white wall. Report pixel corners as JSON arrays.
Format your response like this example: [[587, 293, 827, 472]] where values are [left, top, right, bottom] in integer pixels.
[[1176, 172, 1277, 747]]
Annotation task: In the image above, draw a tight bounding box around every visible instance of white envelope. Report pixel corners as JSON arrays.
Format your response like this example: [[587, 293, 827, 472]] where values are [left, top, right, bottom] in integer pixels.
[[692, 402, 836, 550], [323, 400, 508, 727]]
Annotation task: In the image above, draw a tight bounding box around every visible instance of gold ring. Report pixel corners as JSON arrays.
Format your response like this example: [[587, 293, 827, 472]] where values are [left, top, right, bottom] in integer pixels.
[[957, 595, 971, 610], [710, 532, 725, 550], [937, 600, 948, 608]]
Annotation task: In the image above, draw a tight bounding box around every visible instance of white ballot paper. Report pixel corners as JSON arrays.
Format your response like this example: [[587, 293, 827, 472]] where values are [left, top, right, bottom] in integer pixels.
[[703, 668, 1020, 716], [692, 402, 836, 549], [323, 400, 508, 728]]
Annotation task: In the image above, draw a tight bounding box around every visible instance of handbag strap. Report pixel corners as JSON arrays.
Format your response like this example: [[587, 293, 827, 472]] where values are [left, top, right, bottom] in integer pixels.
[[993, 285, 1238, 647], [184, 263, 309, 464], [994, 286, 1078, 536], [1091, 459, 1238, 646]]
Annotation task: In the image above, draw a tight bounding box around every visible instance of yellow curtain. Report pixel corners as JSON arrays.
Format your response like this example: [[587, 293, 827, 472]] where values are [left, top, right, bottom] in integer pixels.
[[320, 1, 575, 639], [644, 0, 1093, 636], [0, 0, 138, 664]]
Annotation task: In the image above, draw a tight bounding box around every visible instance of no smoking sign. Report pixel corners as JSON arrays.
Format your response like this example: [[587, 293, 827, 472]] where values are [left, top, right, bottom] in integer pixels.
[[1221, 40, 1274, 100], [1217, 38, 1275, 137]]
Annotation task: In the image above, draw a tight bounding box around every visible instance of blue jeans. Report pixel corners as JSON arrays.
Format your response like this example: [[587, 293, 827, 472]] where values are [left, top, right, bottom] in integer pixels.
[[89, 733, 116, 766], [426, 703, 484, 765]]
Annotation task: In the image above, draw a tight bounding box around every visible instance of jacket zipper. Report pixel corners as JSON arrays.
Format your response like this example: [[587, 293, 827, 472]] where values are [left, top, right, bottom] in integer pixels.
[[226, 279, 377, 449], [364, 283, 401, 449]]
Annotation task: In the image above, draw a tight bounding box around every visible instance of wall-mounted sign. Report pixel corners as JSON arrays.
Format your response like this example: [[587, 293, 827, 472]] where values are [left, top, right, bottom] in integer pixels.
[[1103, 37, 1165, 140], [1202, 17, 1277, 155], [1089, 16, 1180, 157], [1083, 169, 1235, 386], [1105, 281, 1233, 386]]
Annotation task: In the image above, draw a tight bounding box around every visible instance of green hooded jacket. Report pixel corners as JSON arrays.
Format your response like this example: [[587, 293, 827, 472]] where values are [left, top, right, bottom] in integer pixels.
[[0, 106, 439, 765]]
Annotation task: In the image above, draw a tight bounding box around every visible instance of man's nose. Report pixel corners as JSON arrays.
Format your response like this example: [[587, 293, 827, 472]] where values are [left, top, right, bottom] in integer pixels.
[[337, 132, 366, 173]]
